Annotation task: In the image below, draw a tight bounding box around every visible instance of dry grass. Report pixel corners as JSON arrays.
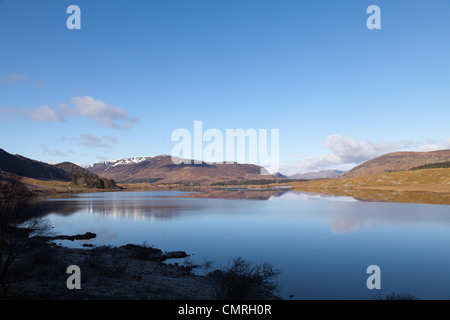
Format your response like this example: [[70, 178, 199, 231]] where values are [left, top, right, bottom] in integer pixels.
[[281, 168, 450, 205], [18, 176, 117, 196], [18, 168, 450, 205]]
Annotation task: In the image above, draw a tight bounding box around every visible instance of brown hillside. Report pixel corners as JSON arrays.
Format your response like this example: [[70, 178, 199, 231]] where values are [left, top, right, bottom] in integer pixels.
[[0, 148, 71, 181], [54, 162, 93, 176], [87, 155, 274, 184], [284, 168, 450, 205], [343, 150, 450, 178]]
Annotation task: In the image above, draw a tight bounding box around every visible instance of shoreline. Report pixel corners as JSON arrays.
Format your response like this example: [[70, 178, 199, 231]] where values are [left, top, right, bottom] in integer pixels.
[[16, 167, 450, 207], [2, 229, 281, 300], [4, 243, 216, 300], [1, 230, 215, 300], [31, 183, 450, 206]]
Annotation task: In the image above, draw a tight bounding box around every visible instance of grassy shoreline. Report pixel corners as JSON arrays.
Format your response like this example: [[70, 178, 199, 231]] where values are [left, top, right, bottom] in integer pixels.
[[277, 168, 450, 205], [20, 168, 450, 205]]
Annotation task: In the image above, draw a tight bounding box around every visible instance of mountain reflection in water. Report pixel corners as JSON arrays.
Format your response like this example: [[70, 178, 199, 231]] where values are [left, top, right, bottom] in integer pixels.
[[31, 189, 450, 234], [32, 189, 450, 300]]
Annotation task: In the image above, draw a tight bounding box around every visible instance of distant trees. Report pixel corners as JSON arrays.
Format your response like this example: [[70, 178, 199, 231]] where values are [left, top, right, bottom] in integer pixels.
[[71, 173, 117, 189], [410, 161, 450, 170]]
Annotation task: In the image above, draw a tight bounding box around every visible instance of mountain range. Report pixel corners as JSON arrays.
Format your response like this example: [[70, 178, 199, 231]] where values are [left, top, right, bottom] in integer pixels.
[[86, 156, 274, 184], [1, 147, 450, 187]]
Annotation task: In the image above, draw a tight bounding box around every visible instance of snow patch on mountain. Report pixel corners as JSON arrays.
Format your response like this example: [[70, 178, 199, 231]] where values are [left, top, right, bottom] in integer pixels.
[[86, 156, 153, 170]]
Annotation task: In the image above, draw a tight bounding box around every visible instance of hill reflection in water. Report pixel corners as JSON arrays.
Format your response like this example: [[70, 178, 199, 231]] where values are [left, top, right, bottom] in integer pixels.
[[33, 189, 450, 234], [34, 189, 450, 299]]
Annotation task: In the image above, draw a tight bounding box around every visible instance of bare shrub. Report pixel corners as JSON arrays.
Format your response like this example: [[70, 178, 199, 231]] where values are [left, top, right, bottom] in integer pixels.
[[210, 257, 280, 300], [83, 246, 109, 272], [109, 249, 130, 274]]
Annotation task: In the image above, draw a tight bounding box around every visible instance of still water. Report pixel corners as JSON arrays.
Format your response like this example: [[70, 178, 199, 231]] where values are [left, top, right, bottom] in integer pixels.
[[36, 189, 450, 300]]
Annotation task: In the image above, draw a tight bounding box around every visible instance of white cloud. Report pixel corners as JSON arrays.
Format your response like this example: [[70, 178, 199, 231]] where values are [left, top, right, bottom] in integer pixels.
[[416, 144, 440, 152], [23, 105, 65, 122], [281, 134, 450, 175], [62, 134, 119, 149], [103, 135, 119, 144], [444, 137, 450, 149], [301, 134, 416, 170], [60, 96, 139, 129], [79, 134, 109, 148], [0, 96, 139, 129], [0, 105, 64, 122], [0, 73, 29, 83], [41, 145, 67, 157]]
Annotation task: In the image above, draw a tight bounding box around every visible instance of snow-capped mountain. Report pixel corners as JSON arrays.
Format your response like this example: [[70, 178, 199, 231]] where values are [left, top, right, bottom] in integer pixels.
[[85, 155, 275, 184], [86, 156, 153, 171]]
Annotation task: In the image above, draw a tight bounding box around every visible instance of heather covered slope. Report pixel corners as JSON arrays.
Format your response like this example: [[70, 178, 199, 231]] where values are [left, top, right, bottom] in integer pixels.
[[53, 162, 93, 176], [0, 148, 71, 181], [86, 155, 275, 184], [285, 168, 450, 205], [0, 149, 117, 190], [343, 150, 450, 178]]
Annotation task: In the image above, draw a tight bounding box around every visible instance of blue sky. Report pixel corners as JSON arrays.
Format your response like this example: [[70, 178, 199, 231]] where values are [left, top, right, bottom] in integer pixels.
[[0, 0, 449, 175]]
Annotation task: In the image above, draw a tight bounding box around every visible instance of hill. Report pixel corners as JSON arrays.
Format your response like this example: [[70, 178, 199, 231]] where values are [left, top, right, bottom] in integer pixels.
[[289, 169, 345, 180], [86, 156, 276, 184], [291, 168, 450, 193], [53, 162, 93, 176], [343, 150, 450, 178], [0, 148, 71, 181], [0, 148, 117, 191], [285, 168, 450, 205]]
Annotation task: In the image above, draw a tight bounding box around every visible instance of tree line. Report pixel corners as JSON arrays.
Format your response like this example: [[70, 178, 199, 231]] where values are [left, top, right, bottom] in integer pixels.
[[71, 173, 117, 189], [410, 161, 450, 170]]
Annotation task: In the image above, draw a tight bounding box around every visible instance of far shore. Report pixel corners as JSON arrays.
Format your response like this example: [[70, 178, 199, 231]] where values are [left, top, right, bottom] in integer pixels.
[[19, 167, 450, 206]]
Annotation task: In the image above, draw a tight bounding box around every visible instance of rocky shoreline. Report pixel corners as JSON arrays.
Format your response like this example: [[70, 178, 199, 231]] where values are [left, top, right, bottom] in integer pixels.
[[3, 234, 217, 300], [2, 231, 281, 300]]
